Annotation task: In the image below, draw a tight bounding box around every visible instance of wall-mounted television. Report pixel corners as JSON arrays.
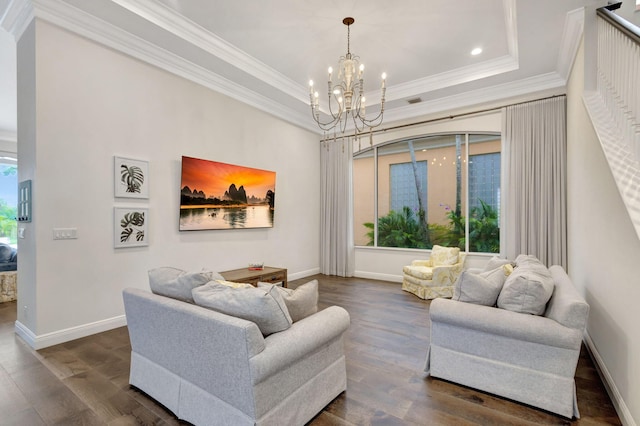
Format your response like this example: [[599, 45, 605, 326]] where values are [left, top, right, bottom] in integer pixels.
[[179, 156, 276, 231]]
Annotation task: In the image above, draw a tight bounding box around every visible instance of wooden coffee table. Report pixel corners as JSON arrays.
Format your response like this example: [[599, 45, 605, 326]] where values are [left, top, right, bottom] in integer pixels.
[[219, 266, 288, 288]]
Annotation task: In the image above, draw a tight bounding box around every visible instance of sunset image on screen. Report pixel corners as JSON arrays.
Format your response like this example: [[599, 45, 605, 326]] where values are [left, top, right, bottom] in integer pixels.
[[179, 156, 276, 230]]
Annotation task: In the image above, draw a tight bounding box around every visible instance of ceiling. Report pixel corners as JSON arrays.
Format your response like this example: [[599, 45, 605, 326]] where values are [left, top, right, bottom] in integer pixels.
[[0, 0, 592, 138]]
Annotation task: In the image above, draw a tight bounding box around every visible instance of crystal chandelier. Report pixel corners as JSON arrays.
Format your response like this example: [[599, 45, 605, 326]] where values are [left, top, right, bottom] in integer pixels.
[[308, 17, 386, 134]]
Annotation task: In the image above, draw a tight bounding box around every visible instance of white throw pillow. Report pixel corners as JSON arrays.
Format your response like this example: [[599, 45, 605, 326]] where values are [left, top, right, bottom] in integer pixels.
[[497, 255, 554, 315], [482, 256, 514, 273], [192, 282, 293, 335], [258, 279, 318, 322], [148, 267, 216, 303], [453, 265, 509, 306]]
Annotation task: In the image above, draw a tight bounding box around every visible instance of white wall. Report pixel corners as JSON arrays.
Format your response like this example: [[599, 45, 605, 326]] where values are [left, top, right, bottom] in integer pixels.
[[354, 112, 502, 282], [16, 20, 320, 347], [567, 39, 640, 425]]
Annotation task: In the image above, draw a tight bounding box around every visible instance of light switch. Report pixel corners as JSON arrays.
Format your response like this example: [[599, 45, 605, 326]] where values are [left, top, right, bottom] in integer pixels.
[[53, 228, 78, 240], [18, 227, 25, 239]]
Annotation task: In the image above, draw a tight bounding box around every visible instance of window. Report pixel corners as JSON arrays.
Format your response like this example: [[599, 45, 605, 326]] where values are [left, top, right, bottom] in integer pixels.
[[354, 133, 501, 253], [0, 159, 17, 246]]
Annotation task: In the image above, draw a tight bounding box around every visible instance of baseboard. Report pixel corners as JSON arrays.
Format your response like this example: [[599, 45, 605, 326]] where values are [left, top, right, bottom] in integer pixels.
[[354, 270, 402, 283], [584, 332, 637, 426], [288, 268, 320, 282], [14, 315, 127, 350]]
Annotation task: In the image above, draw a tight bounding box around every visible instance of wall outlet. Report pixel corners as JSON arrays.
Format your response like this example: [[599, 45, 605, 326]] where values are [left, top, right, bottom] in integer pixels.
[[53, 228, 78, 240]]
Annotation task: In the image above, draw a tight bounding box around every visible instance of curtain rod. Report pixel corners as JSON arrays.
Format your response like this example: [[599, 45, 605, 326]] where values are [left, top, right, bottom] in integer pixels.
[[320, 94, 566, 143]]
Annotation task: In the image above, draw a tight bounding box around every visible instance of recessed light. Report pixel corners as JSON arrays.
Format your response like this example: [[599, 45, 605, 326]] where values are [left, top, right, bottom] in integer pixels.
[[471, 47, 483, 56]]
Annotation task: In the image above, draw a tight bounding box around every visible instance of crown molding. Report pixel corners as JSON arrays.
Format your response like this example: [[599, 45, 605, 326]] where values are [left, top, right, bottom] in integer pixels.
[[383, 72, 566, 124], [556, 7, 585, 80], [0, 0, 33, 39], [1, 0, 576, 137], [5, 0, 319, 134], [386, 55, 519, 103], [110, 0, 309, 105]]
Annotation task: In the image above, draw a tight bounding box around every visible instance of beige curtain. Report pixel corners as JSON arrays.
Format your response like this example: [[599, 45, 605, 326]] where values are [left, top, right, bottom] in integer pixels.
[[502, 96, 567, 267], [320, 137, 355, 277]]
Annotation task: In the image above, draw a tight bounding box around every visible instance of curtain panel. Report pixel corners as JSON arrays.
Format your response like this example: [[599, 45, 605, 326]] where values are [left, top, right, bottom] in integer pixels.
[[502, 96, 567, 267], [320, 137, 355, 277]]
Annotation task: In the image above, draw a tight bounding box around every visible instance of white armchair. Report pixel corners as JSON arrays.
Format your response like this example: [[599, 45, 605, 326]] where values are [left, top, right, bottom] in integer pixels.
[[402, 245, 467, 299]]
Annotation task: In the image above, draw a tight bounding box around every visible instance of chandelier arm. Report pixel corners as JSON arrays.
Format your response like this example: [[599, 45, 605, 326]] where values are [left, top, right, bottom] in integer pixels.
[[327, 87, 343, 120]]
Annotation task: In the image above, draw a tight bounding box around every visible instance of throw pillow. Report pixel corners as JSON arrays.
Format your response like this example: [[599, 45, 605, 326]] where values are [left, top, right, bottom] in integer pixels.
[[192, 282, 292, 335], [148, 267, 216, 303], [497, 255, 554, 315], [258, 280, 318, 322], [430, 245, 460, 266], [453, 266, 509, 306], [482, 256, 514, 273], [214, 279, 253, 289]]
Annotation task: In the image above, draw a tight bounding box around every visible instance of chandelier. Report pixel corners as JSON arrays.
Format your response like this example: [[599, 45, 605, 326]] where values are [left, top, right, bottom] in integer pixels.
[[308, 17, 386, 134]]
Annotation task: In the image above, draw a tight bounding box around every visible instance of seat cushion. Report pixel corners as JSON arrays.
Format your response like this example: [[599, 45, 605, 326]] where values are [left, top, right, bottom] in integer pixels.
[[403, 265, 434, 280]]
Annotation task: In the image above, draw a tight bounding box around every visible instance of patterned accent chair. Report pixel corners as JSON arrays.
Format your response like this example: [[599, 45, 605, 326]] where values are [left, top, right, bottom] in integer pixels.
[[402, 245, 467, 299]]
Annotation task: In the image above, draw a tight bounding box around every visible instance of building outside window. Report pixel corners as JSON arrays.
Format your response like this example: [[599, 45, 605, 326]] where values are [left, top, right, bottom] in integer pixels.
[[353, 133, 501, 253], [468, 152, 500, 217]]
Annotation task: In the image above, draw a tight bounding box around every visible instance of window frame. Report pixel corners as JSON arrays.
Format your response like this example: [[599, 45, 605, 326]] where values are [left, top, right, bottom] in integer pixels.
[[354, 131, 501, 253]]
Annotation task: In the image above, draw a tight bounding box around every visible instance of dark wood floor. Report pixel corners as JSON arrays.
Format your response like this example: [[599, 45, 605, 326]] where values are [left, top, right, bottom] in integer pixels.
[[0, 276, 621, 425]]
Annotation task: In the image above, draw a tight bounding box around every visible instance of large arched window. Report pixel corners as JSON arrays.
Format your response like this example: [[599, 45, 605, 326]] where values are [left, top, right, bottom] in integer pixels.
[[353, 133, 501, 253]]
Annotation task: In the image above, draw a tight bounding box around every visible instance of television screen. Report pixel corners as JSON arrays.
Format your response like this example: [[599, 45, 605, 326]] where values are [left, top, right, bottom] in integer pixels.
[[179, 156, 276, 230]]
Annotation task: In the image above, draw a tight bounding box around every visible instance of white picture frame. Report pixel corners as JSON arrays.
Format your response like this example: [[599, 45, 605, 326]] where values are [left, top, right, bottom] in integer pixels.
[[114, 207, 148, 248], [115, 156, 149, 198]]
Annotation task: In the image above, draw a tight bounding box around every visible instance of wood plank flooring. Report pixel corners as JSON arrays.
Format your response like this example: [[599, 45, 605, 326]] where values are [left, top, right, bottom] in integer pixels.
[[0, 275, 622, 425]]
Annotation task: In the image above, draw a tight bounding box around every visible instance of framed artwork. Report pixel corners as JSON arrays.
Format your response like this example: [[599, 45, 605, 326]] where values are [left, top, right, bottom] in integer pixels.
[[115, 156, 149, 198], [179, 156, 276, 231], [114, 207, 148, 248]]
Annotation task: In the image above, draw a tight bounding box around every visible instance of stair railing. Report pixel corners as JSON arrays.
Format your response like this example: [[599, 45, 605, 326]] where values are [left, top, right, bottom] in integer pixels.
[[596, 3, 640, 161]]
